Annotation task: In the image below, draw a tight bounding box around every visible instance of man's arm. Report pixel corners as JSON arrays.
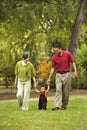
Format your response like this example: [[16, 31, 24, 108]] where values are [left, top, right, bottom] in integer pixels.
[[47, 67, 55, 83], [46, 83, 50, 92], [72, 62, 78, 78]]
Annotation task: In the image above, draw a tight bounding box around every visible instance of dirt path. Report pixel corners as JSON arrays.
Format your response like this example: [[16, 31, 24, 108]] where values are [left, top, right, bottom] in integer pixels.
[[0, 89, 87, 100]]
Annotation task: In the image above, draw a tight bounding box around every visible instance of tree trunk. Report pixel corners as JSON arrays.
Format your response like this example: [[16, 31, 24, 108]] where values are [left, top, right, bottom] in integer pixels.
[[69, 0, 87, 57]]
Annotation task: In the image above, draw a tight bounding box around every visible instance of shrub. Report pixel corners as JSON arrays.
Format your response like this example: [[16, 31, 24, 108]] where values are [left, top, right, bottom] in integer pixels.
[[37, 60, 55, 88]]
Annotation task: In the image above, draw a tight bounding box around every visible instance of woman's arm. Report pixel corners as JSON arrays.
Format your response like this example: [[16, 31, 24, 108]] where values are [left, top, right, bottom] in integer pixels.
[[32, 76, 37, 89], [14, 75, 18, 87]]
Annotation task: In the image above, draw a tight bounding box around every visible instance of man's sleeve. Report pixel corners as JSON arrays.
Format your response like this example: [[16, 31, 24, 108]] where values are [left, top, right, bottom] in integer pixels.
[[69, 52, 74, 62]]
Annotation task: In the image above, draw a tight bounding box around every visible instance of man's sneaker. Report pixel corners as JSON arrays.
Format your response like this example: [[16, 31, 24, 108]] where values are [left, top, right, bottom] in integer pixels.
[[52, 107, 60, 111], [61, 107, 66, 110]]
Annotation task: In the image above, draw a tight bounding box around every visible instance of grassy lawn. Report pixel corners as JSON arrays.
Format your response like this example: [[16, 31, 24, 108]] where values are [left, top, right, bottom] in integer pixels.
[[0, 96, 87, 130]]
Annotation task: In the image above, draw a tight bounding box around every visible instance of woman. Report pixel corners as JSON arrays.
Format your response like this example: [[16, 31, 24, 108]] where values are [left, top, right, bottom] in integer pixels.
[[15, 52, 37, 110]]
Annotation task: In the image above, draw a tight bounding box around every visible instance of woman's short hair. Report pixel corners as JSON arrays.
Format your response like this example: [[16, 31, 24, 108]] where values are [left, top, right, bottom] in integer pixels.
[[22, 52, 30, 59]]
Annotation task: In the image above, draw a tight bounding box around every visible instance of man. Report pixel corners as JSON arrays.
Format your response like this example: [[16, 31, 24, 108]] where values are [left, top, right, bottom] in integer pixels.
[[47, 41, 77, 110], [15, 52, 37, 110]]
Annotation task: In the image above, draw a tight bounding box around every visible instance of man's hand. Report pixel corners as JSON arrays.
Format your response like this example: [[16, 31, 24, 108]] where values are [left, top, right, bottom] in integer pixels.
[[33, 82, 37, 89], [73, 72, 78, 79]]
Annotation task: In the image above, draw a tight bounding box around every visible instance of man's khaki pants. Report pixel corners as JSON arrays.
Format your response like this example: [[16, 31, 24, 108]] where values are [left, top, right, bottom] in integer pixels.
[[55, 72, 71, 108]]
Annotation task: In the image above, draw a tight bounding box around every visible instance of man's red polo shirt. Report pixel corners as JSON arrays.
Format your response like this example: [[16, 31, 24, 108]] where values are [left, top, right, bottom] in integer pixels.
[[52, 51, 74, 73]]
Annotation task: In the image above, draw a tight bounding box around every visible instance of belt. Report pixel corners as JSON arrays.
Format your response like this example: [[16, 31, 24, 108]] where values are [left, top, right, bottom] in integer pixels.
[[57, 71, 70, 74]]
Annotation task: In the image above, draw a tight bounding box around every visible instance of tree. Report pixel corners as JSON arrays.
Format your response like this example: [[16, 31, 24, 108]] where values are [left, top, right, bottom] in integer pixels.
[[69, 0, 87, 57], [0, 0, 87, 88]]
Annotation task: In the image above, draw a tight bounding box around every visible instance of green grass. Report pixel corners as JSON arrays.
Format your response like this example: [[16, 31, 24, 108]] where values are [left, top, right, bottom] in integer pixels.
[[0, 96, 87, 130]]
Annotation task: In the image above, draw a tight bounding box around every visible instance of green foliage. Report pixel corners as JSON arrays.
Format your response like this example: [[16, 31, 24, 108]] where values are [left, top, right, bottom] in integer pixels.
[[72, 75, 87, 89], [37, 60, 55, 88], [0, 0, 87, 89], [76, 44, 87, 72], [72, 44, 87, 89], [76, 44, 87, 76]]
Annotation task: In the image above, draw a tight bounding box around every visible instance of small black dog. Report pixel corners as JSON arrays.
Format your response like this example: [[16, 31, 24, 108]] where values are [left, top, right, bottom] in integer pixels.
[[35, 84, 50, 110]]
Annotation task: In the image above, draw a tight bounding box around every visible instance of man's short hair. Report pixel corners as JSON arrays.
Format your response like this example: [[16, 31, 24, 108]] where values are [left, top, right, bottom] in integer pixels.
[[22, 52, 30, 59], [53, 41, 62, 49]]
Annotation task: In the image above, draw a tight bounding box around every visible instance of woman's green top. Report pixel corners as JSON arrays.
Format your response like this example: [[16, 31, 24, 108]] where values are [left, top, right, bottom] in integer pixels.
[[15, 61, 36, 82]]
